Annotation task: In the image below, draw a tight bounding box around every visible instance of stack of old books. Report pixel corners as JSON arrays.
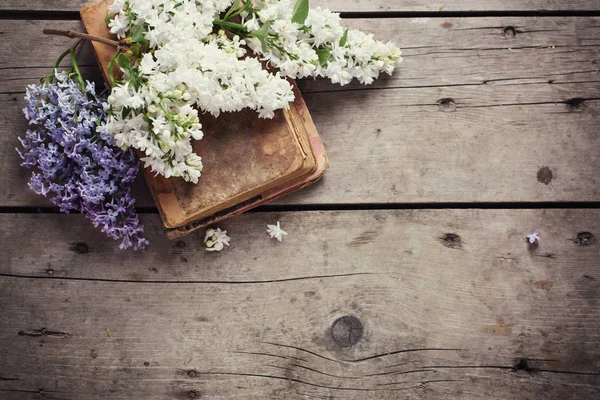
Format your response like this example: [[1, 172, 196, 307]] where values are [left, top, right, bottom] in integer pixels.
[[81, 0, 328, 238]]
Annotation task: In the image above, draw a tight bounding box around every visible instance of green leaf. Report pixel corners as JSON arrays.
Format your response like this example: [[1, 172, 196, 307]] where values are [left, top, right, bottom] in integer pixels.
[[213, 19, 248, 32], [224, 0, 241, 20], [117, 53, 131, 70], [340, 28, 349, 47], [129, 43, 141, 57], [252, 21, 271, 52], [131, 26, 145, 43], [316, 48, 330, 65], [105, 13, 112, 26], [291, 0, 309, 25], [107, 52, 119, 87]]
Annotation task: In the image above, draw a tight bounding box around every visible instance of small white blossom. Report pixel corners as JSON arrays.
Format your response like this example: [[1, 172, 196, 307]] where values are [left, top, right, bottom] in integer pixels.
[[526, 232, 541, 244], [108, 14, 129, 39], [204, 227, 231, 251], [267, 221, 288, 242]]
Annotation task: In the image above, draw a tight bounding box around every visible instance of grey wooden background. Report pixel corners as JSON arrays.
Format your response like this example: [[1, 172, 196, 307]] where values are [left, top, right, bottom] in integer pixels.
[[0, 1, 599, 399]]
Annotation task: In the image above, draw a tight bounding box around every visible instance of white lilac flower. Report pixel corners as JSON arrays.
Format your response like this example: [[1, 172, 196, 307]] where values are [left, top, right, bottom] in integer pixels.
[[526, 232, 541, 244], [204, 228, 231, 251], [106, 0, 294, 183], [108, 12, 129, 39], [243, 1, 402, 85], [267, 221, 288, 242], [105, 0, 400, 183]]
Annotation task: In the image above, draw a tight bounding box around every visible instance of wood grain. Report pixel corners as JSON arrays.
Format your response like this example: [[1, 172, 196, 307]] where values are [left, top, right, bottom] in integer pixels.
[[1, 0, 599, 12], [2, 17, 600, 207], [4, 17, 600, 94], [0, 210, 599, 399]]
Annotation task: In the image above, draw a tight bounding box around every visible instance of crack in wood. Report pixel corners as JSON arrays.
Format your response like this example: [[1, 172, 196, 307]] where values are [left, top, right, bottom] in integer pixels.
[[288, 363, 363, 380], [268, 363, 363, 380], [17, 328, 69, 338], [420, 363, 600, 376], [262, 342, 461, 364], [376, 379, 463, 387], [232, 351, 309, 363], [351, 348, 463, 363], [457, 97, 600, 109], [534, 253, 557, 259], [0, 272, 374, 285], [177, 371, 456, 392], [0, 387, 67, 399], [0, 388, 40, 394], [364, 368, 437, 377]]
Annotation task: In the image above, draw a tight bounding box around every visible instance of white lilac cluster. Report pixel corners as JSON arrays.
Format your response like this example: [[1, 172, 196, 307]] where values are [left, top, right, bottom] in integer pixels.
[[106, 0, 294, 183], [243, 0, 402, 85], [106, 0, 401, 183]]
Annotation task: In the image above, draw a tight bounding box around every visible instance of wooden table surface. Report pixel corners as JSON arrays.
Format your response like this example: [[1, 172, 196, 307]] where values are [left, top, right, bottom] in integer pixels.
[[1, 1, 599, 399]]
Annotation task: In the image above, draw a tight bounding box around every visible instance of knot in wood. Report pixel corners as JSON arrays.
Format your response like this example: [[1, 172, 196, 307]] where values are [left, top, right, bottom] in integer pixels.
[[536, 167, 553, 185], [441, 233, 462, 249], [575, 232, 596, 246], [437, 98, 456, 112], [188, 391, 198, 399], [331, 316, 363, 347], [566, 98, 586, 112], [69, 242, 89, 254], [503, 26, 517, 37], [513, 358, 535, 373]]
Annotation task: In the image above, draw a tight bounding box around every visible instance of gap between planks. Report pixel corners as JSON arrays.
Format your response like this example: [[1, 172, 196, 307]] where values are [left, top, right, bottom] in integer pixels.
[[3, 10, 600, 21], [1, 0, 600, 13]]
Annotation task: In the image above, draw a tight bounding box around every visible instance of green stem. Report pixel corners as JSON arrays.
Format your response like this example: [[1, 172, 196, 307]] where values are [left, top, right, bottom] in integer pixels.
[[46, 48, 72, 84], [226, 3, 250, 19], [70, 50, 86, 90], [213, 19, 249, 33], [108, 51, 120, 88], [223, 0, 241, 20], [45, 40, 83, 84]]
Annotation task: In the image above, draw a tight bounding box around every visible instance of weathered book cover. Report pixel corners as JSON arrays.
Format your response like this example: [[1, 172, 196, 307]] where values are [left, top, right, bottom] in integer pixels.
[[81, 0, 328, 237]]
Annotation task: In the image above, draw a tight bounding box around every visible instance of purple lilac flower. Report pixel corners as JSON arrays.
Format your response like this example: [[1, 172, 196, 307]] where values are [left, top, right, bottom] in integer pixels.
[[17, 71, 148, 250]]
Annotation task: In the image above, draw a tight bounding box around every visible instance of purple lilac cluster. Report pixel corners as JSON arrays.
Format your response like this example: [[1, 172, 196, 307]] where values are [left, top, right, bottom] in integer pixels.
[[18, 72, 149, 250]]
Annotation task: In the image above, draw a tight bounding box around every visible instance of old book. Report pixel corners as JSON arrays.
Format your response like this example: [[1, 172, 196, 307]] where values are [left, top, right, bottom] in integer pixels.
[[81, 0, 328, 238]]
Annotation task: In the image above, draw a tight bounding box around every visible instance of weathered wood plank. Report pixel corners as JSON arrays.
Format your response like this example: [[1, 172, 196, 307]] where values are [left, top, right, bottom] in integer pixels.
[[2, 17, 600, 207], [4, 89, 600, 206], [0, 210, 599, 399], [1, 0, 599, 12], [4, 18, 600, 94], [5, 88, 600, 206]]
